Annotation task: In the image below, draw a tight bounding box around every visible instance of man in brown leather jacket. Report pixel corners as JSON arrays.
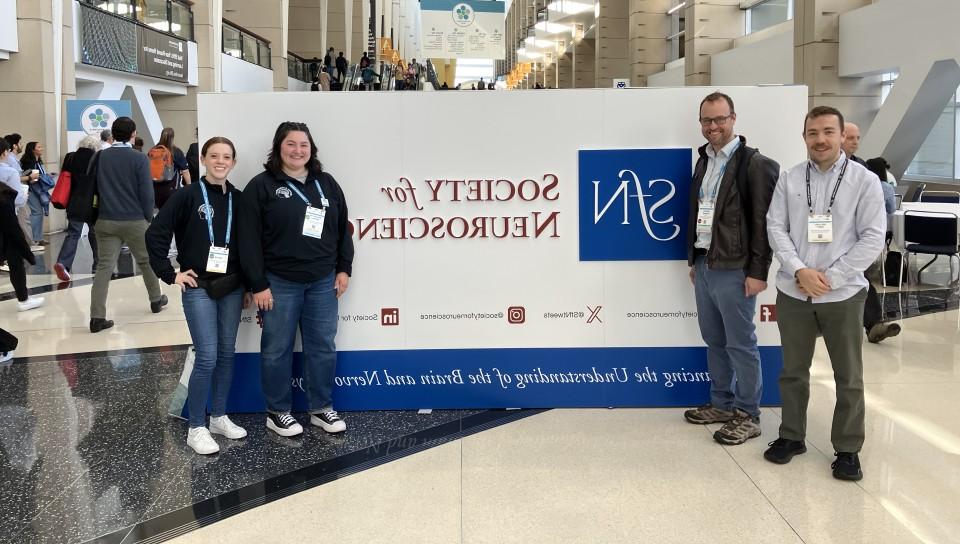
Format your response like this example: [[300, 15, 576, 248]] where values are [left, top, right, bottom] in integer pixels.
[[682, 92, 780, 446]]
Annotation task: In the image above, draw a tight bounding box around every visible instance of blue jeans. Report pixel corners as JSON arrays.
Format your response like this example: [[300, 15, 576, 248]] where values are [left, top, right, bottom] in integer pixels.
[[182, 286, 243, 427], [693, 256, 762, 418], [260, 271, 338, 414], [56, 220, 98, 272], [27, 190, 43, 242]]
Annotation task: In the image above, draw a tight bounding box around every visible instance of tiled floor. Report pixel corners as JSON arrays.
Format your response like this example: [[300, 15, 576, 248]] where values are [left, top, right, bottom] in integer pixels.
[[1, 237, 959, 543]]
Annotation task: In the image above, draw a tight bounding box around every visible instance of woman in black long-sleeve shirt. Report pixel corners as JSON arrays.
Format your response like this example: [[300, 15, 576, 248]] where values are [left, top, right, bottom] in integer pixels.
[[146, 136, 263, 455]]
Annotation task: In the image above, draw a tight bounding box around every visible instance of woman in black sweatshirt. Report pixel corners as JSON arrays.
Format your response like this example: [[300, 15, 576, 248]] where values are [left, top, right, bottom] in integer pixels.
[[146, 136, 262, 455], [243, 121, 354, 438]]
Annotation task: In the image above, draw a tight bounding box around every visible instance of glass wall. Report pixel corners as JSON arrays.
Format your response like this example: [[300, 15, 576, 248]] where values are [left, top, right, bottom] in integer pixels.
[[882, 73, 960, 181], [746, 0, 793, 34], [81, 0, 193, 40]]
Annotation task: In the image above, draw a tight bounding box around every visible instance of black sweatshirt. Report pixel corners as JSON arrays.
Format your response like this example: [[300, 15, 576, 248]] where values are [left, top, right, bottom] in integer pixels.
[[145, 178, 258, 287], [243, 169, 354, 292]]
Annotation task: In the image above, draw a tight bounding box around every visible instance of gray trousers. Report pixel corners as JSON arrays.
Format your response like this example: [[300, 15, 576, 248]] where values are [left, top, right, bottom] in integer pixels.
[[775, 289, 867, 453], [89, 219, 162, 319]]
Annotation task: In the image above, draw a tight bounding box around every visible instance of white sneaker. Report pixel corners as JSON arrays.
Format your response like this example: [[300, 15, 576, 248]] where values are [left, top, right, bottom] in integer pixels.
[[0, 263, 9, 273], [186, 427, 220, 455], [209, 415, 247, 440], [310, 409, 347, 433], [0, 351, 13, 363], [17, 297, 44, 312]]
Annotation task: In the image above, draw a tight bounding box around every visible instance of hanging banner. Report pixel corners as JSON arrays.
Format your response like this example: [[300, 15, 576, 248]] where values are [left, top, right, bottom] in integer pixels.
[[421, 0, 506, 59], [196, 86, 809, 412]]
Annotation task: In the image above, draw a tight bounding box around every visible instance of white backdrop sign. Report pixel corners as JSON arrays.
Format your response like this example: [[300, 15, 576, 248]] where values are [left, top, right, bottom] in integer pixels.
[[196, 86, 808, 411]]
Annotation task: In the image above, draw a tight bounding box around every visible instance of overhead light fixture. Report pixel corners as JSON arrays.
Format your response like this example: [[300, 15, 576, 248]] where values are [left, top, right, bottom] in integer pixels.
[[667, 2, 686, 15]]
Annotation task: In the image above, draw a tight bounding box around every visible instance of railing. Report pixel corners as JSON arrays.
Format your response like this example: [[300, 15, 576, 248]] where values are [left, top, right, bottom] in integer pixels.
[[288, 52, 311, 82], [222, 19, 271, 69], [80, 0, 194, 41], [426, 59, 441, 90]]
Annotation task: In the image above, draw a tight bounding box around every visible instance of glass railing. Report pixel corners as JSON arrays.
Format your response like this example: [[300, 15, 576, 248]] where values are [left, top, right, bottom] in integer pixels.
[[288, 52, 311, 82], [222, 19, 272, 69], [79, 0, 194, 41]]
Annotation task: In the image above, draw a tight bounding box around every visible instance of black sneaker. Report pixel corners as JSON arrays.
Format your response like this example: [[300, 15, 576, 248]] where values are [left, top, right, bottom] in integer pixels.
[[832, 452, 863, 481], [151, 294, 169, 313], [266, 412, 303, 437], [867, 322, 901, 343], [763, 437, 807, 464], [310, 409, 347, 433], [89, 318, 115, 333]]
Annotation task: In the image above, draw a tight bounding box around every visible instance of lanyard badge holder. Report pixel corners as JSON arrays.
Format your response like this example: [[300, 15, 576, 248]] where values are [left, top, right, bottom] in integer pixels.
[[806, 159, 848, 243], [286, 179, 328, 239], [696, 141, 740, 235], [200, 182, 232, 273]]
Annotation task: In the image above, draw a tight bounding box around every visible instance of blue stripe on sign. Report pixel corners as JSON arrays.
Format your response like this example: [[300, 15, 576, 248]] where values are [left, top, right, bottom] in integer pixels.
[[421, 0, 506, 14], [182, 346, 783, 417]]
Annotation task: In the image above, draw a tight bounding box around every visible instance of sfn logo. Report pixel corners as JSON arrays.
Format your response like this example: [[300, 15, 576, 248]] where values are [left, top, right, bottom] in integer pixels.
[[586, 305, 602, 324], [579, 148, 692, 261], [507, 306, 525, 324], [760, 305, 777, 322], [381, 308, 399, 326]]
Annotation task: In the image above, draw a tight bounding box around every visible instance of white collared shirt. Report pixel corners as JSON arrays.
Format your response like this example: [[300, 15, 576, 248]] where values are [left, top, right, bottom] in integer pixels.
[[766, 151, 886, 303], [695, 136, 741, 249]]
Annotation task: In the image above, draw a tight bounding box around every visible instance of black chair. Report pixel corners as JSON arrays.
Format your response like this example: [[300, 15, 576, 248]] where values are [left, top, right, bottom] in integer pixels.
[[901, 211, 960, 286], [918, 190, 960, 203]]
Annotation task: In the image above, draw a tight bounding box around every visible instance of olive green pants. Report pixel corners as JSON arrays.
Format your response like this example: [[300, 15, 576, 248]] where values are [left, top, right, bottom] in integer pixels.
[[776, 289, 867, 453]]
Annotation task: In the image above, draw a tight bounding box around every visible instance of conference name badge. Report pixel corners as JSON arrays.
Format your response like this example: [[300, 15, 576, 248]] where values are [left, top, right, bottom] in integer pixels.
[[696, 205, 714, 234], [303, 206, 326, 239], [807, 214, 833, 243], [206, 246, 229, 274]]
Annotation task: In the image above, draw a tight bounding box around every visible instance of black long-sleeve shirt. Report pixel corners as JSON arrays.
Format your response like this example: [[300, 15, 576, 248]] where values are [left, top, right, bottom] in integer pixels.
[[243, 169, 354, 292], [145, 178, 258, 287]]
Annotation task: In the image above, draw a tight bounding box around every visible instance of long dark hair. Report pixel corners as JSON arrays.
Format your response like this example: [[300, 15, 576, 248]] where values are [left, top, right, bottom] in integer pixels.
[[264, 121, 323, 177], [21, 141, 41, 169]]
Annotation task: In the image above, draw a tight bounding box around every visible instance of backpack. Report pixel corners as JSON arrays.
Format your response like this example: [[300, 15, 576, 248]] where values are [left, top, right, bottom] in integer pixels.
[[147, 145, 175, 182]]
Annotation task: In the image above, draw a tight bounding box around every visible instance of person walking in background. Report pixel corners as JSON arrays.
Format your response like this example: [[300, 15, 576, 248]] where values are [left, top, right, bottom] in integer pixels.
[[683, 92, 780, 446], [100, 129, 114, 150], [0, 138, 43, 311], [243, 121, 354, 437], [53, 136, 101, 282], [88, 117, 167, 333], [842, 122, 865, 166], [764, 106, 885, 481], [147, 136, 262, 455], [148, 127, 192, 210], [20, 142, 53, 248], [186, 127, 200, 185], [2, 134, 38, 249], [336, 52, 347, 83], [861, 157, 900, 344]]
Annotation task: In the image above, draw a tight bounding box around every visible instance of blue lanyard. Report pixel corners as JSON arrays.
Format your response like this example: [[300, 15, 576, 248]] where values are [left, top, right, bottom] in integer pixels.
[[285, 179, 327, 208], [199, 180, 232, 247], [699, 141, 741, 201]]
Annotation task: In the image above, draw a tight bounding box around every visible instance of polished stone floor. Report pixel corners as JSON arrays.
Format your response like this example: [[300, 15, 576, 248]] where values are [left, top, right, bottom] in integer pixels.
[[2, 235, 959, 543]]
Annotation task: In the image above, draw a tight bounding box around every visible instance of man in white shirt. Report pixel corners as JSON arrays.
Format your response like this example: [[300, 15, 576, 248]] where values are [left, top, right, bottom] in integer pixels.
[[763, 106, 885, 481]]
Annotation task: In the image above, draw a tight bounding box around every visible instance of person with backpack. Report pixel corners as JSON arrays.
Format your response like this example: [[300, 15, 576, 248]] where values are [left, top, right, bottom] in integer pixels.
[[148, 127, 192, 210], [682, 92, 780, 446], [52, 136, 101, 282]]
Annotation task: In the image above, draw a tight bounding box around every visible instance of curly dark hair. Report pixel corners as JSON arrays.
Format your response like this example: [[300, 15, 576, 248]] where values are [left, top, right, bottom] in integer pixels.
[[264, 121, 323, 177]]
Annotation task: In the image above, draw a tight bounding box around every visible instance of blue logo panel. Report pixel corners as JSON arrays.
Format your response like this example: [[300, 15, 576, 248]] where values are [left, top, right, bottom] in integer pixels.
[[579, 148, 692, 261]]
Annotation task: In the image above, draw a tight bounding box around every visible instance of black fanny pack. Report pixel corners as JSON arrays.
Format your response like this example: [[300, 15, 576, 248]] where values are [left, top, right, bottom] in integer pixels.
[[196, 273, 243, 300]]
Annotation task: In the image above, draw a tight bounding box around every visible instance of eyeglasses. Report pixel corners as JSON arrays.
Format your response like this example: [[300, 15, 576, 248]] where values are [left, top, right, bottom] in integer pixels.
[[699, 115, 733, 127]]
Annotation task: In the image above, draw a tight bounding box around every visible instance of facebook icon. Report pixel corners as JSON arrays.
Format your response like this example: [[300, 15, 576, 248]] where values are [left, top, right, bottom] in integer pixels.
[[578, 148, 692, 261]]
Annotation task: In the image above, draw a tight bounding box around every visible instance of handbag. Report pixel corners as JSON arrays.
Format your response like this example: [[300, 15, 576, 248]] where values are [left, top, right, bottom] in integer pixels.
[[196, 273, 243, 300], [51, 170, 72, 209]]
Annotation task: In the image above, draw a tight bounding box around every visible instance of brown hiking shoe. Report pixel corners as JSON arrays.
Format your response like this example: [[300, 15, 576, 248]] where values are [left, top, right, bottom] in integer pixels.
[[713, 409, 761, 445], [684, 404, 736, 425]]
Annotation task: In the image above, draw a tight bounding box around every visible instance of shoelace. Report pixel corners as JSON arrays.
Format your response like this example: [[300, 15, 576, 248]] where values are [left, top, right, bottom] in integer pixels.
[[323, 410, 341, 421], [831, 453, 854, 469], [278, 413, 297, 426]]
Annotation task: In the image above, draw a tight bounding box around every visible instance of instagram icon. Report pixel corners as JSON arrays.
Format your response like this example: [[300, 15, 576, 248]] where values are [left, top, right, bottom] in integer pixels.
[[507, 306, 526, 324]]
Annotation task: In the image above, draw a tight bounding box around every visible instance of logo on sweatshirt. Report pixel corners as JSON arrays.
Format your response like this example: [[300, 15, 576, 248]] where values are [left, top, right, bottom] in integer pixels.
[[275, 187, 292, 199], [198, 204, 214, 220]]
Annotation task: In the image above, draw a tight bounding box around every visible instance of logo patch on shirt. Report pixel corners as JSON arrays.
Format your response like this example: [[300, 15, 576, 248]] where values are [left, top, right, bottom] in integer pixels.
[[275, 187, 292, 199], [198, 204, 214, 220]]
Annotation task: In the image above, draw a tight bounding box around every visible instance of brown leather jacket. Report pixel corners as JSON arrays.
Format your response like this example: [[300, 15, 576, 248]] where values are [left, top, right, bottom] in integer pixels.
[[686, 136, 780, 281]]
